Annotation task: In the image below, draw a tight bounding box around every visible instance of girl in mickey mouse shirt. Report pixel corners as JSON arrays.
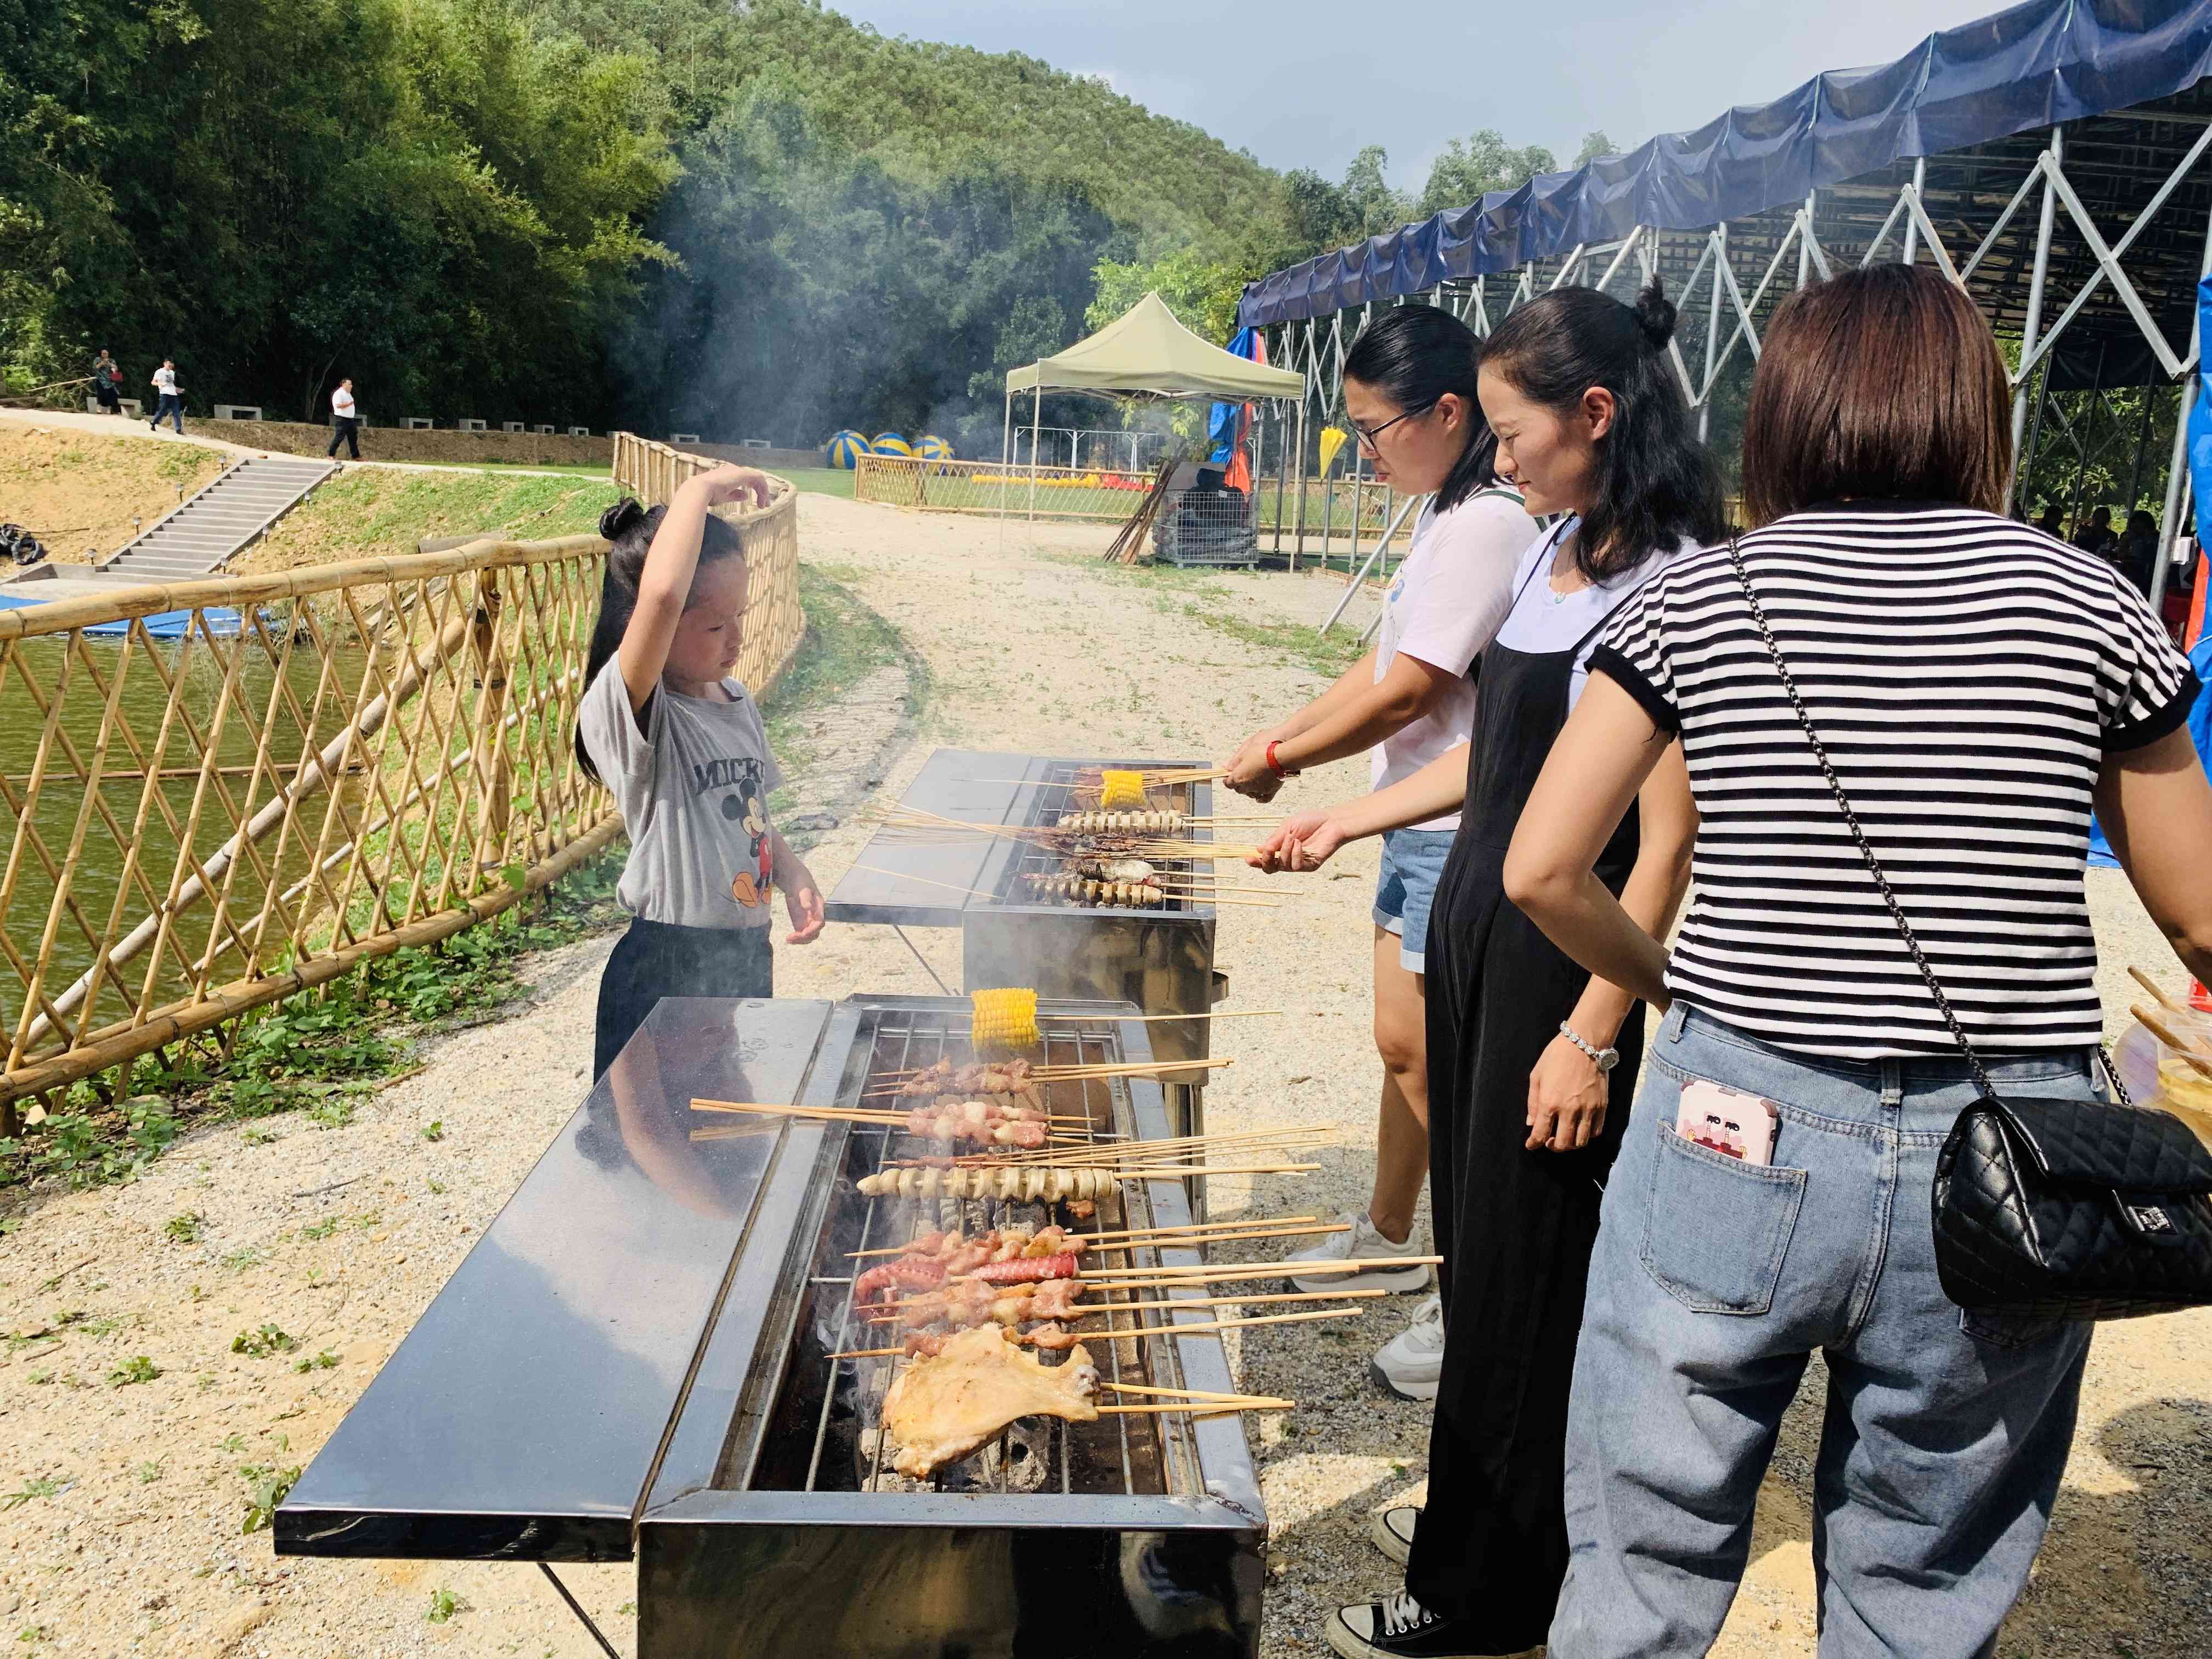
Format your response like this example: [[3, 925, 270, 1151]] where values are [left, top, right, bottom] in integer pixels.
[[575, 468, 825, 1080]]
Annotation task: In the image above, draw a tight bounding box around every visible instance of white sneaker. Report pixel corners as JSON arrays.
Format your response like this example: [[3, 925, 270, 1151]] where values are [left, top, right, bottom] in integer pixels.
[[1369, 1504, 1420, 1566], [1369, 1293, 1444, 1400], [1287, 1212, 1432, 1294]]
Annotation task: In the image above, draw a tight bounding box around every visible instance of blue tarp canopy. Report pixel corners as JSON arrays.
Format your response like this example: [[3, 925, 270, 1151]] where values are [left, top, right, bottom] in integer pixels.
[[1240, 0, 2212, 330]]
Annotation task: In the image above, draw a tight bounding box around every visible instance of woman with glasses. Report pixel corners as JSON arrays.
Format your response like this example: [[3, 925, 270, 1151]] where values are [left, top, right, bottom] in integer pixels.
[[1256, 280, 1721, 1659], [1222, 306, 1536, 1365]]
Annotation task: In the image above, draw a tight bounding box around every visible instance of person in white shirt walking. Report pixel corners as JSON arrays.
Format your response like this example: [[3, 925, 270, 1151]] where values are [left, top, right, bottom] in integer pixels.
[[148, 359, 183, 434], [327, 379, 362, 460]]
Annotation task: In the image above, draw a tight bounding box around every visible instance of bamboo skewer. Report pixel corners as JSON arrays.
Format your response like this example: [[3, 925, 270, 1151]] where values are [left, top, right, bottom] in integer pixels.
[[1080, 1256, 1441, 1284], [2132, 1005, 2212, 1081], [849, 1221, 1345, 1256], [2130, 966, 2192, 1017], [688, 1097, 1090, 1127], [1098, 1380, 1285, 1402], [828, 1305, 1355, 1359], [867, 1287, 1384, 1318], [899, 1130, 1335, 1169], [1097, 1400, 1289, 1417]]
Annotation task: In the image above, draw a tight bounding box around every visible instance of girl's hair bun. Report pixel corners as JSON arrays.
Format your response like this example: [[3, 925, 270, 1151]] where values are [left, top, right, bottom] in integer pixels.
[[599, 496, 647, 541], [1632, 277, 1678, 352]]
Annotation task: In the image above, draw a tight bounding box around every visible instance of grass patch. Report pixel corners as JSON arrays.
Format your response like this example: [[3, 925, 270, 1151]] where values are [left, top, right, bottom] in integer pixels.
[[775, 466, 856, 500], [241, 467, 621, 572], [758, 562, 921, 794], [0, 853, 627, 1196]]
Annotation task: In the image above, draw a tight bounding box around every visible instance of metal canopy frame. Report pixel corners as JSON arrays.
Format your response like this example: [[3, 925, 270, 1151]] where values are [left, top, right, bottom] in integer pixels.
[[1259, 85, 2212, 613]]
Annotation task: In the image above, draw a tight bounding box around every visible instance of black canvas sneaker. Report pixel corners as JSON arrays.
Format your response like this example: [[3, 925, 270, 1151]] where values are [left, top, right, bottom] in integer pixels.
[[1368, 1504, 1419, 1566], [1324, 1590, 1543, 1659]]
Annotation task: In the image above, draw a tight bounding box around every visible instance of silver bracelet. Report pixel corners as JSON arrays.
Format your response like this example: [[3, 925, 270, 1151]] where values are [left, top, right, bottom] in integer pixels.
[[1558, 1021, 1620, 1073]]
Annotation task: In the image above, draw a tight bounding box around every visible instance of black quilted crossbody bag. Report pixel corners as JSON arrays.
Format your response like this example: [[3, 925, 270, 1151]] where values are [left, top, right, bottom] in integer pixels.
[[1728, 540, 2212, 1321]]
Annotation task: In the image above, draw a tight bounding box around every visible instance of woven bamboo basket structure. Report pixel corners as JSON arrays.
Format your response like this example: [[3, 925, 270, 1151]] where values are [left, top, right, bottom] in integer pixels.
[[0, 435, 802, 1125]]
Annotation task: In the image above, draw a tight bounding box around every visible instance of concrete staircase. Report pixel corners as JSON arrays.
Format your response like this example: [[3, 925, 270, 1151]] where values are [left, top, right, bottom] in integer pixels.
[[97, 455, 337, 584]]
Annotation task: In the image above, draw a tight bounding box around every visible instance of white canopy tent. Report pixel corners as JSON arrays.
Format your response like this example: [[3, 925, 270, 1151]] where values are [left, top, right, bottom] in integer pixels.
[[1001, 292, 1308, 518]]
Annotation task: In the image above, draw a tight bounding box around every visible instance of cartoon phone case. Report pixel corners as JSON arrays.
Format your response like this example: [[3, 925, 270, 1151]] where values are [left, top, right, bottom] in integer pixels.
[[1675, 1080, 1781, 1166]]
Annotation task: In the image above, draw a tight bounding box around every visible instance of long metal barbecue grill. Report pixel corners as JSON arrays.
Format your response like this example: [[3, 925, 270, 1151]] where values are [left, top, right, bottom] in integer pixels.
[[827, 749, 1221, 1158], [276, 992, 1266, 1657]]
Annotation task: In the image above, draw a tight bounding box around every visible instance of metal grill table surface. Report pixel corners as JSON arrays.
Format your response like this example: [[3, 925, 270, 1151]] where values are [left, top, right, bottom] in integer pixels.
[[275, 993, 1266, 1658]]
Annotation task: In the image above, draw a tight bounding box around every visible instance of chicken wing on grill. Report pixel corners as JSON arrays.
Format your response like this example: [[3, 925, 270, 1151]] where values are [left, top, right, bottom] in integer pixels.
[[883, 1324, 1099, 1477]]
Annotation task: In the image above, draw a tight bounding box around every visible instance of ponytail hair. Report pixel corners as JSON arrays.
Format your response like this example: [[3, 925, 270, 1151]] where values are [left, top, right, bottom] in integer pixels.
[[573, 495, 748, 784], [1479, 277, 1724, 581], [1342, 304, 1497, 512]]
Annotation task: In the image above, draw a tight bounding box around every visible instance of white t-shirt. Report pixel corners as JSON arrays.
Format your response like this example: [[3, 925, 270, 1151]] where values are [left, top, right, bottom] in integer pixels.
[[151, 366, 177, 396], [1494, 516, 1684, 712], [332, 387, 357, 420], [1370, 487, 1534, 830]]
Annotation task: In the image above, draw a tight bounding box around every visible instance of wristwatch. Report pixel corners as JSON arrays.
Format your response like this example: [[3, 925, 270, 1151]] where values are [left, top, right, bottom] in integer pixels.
[[1558, 1022, 1620, 1073]]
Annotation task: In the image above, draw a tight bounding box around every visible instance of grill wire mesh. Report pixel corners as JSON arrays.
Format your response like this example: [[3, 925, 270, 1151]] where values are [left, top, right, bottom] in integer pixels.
[[797, 1007, 1208, 1498], [1002, 767, 1201, 914]]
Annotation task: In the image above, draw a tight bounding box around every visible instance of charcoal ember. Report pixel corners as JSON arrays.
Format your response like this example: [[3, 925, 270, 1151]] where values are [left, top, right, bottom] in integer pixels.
[[860, 1421, 1052, 1494]]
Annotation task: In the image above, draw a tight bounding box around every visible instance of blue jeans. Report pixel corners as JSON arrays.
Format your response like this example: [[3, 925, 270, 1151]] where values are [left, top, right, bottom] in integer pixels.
[[153, 393, 183, 433], [1370, 826, 1454, 972], [1550, 1005, 2095, 1658]]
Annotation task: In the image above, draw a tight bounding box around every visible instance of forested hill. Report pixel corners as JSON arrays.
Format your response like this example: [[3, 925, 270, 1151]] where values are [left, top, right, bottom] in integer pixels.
[[539, 0, 1288, 249], [2, 0, 1577, 449]]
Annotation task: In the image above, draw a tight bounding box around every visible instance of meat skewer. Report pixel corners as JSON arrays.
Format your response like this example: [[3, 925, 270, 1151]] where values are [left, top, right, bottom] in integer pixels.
[[833, 1305, 1358, 1361]]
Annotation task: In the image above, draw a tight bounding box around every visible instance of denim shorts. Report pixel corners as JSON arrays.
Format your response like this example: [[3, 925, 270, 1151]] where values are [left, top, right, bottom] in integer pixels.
[[1372, 827, 1455, 973]]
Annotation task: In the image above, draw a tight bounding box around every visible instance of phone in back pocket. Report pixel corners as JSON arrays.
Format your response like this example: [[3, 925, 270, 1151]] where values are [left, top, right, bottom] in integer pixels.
[[1675, 1080, 1781, 1166]]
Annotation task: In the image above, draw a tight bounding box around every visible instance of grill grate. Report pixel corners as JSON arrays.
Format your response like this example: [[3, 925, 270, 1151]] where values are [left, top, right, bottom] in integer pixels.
[[791, 1007, 1206, 1500], [1000, 764, 1203, 914]]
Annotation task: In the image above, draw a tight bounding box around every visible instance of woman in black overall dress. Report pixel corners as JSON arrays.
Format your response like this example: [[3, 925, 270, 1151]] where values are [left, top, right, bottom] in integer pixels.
[[1262, 280, 1722, 1659]]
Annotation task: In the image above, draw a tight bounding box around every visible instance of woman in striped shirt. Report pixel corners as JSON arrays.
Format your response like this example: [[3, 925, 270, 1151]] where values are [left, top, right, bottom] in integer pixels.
[[1505, 264, 2212, 1655]]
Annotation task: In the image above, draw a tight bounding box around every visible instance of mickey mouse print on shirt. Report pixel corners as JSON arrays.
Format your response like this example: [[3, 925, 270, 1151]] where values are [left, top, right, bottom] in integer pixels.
[[693, 754, 774, 911]]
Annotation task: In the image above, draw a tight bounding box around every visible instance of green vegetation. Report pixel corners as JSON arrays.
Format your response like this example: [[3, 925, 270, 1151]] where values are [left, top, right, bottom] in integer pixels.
[[230, 1324, 297, 1358], [105, 1355, 160, 1386], [162, 1212, 203, 1243], [426, 1588, 463, 1624], [238, 1464, 301, 1533], [1054, 554, 1364, 681], [3, 0, 1582, 456], [251, 467, 622, 569], [0, 1477, 63, 1510]]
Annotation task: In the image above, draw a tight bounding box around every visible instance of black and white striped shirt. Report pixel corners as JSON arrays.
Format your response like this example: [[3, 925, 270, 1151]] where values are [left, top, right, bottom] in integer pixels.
[[1592, 501, 2199, 1059]]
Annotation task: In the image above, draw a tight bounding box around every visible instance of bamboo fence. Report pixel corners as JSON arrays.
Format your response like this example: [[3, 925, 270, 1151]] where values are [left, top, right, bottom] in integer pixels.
[[853, 453, 1161, 522], [0, 435, 803, 1125]]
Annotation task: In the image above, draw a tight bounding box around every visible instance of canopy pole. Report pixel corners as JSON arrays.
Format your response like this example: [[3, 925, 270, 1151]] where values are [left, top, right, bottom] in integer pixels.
[[1029, 377, 1042, 529], [2151, 179, 2212, 616], [1001, 383, 1012, 470], [1699, 223, 1725, 443], [1271, 399, 1289, 555], [2007, 128, 2062, 506], [1902, 157, 1927, 265], [1291, 401, 1309, 572]]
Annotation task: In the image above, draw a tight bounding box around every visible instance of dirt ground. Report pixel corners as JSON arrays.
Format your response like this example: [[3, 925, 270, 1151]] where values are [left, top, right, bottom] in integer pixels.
[[0, 422, 228, 562], [1, 494, 2207, 1657]]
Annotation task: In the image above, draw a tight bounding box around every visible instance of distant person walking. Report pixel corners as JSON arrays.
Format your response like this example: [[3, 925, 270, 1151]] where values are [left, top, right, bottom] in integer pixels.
[[148, 359, 184, 434], [2072, 503, 2116, 560], [328, 379, 362, 460], [92, 349, 123, 415]]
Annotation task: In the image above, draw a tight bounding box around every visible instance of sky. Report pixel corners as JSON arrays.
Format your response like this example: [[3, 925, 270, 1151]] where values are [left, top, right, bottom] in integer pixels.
[[825, 0, 2007, 191]]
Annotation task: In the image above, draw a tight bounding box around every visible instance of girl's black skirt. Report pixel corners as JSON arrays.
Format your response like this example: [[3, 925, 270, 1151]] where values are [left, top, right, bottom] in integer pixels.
[[593, 916, 772, 1080]]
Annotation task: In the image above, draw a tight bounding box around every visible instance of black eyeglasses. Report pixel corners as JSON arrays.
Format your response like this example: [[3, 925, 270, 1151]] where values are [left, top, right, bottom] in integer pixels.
[[1350, 400, 1437, 452]]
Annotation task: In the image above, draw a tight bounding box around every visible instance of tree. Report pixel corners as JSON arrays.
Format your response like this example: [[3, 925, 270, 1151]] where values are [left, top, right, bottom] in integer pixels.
[[1418, 130, 1558, 218], [1574, 130, 1617, 167]]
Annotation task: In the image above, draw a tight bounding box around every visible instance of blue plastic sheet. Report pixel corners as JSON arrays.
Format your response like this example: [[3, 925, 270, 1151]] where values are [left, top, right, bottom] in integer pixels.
[[1240, 0, 2212, 329], [0, 594, 243, 637], [1209, 327, 1258, 464]]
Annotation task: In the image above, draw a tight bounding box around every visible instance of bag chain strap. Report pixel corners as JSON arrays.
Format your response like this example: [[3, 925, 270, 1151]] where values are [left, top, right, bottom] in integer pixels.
[[1723, 539, 2130, 1109]]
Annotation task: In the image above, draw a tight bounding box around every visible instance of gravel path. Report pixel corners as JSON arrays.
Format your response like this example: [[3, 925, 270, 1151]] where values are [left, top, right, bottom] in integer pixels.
[[1, 495, 2205, 1656]]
